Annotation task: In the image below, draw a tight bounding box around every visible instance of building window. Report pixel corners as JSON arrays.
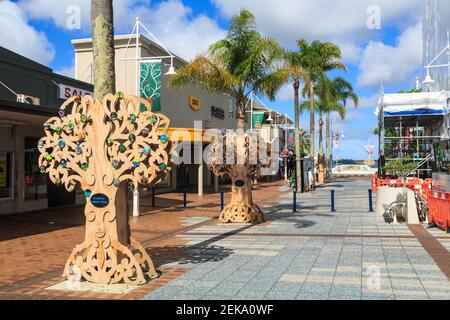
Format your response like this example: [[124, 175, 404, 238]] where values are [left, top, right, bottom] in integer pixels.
[[0, 152, 12, 199], [24, 137, 47, 201]]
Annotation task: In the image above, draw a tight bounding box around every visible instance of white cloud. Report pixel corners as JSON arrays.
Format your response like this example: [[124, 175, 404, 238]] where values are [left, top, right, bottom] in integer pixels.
[[357, 23, 422, 87], [211, 0, 422, 63], [17, 0, 226, 61], [0, 1, 55, 65], [55, 65, 75, 78]]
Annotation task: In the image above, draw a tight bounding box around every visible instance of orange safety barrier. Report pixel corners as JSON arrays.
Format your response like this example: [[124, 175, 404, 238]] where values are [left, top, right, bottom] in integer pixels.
[[372, 176, 432, 200], [427, 190, 450, 231]]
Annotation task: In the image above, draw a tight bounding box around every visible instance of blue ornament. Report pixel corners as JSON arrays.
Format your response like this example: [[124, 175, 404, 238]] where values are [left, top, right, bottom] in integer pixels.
[[113, 179, 121, 187], [143, 147, 151, 155], [160, 134, 168, 144], [76, 146, 83, 155], [58, 140, 65, 149], [84, 190, 92, 198]]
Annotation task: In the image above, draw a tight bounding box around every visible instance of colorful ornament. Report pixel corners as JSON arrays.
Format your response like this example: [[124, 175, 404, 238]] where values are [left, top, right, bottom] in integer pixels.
[[43, 123, 51, 130], [38, 140, 44, 148], [160, 134, 168, 144], [80, 114, 88, 123], [68, 121, 74, 130], [115, 92, 124, 100], [55, 127, 62, 135], [141, 128, 149, 137], [118, 144, 126, 153], [84, 190, 92, 198], [110, 112, 118, 121], [39, 166, 47, 174], [127, 183, 135, 191], [150, 115, 157, 124], [58, 140, 65, 149], [128, 114, 137, 123], [60, 160, 67, 168], [78, 131, 86, 142], [113, 179, 121, 187], [129, 134, 136, 143], [133, 156, 140, 167], [159, 163, 167, 171], [81, 162, 89, 171], [58, 110, 65, 117], [76, 146, 83, 155], [112, 160, 120, 169], [107, 138, 113, 146], [143, 147, 151, 155], [45, 154, 53, 161]]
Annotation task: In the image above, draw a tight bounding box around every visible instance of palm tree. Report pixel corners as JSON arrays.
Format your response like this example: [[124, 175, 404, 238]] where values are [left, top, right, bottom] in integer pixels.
[[280, 50, 308, 191], [325, 77, 358, 176], [301, 75, 356, 183], [298, 40, 346, 160], [91, 0, 115, 100], [169, 9, 285, 130]]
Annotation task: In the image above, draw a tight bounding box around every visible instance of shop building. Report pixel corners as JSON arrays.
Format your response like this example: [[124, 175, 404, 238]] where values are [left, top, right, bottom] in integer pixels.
[[0, 46, 93, 215]]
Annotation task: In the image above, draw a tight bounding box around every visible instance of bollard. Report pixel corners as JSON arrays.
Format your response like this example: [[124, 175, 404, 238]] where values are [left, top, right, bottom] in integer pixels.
[[331, 190, 336, 212], [183, 190, 187, 209], [151, 187, 155, 208], [293, 191, 297, 212], [220, 192, 224, 211], [368, 189, 374, 212]]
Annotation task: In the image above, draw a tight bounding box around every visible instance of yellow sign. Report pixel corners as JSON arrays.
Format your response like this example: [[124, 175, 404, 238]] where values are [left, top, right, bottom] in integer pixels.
[[0, 153, 6, 188], [189, 96, 201, 111]]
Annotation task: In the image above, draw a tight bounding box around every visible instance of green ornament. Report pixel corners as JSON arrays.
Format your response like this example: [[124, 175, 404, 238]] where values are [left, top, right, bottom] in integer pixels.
[[140, 104, 148, 112], [45, 154, 53, 161], [150, 115, 157, 124], [55, 127, 62, 135], [81, 162, 89, 171], [107, 138, 113, 146], [84, 190, 92, 198], [129, 114, 137, 123], [115, 92, 124, 100], [119, 144, 126, 153], [127, 183, 135, 191], [160, 134, 168, 144], [110, 112, 118, 121], [68, 121, 74, 130], [159, 163, 167, 171], [129, 134, 136, 143], [39, 166, 47, 174], [80, 114, 88, 123]]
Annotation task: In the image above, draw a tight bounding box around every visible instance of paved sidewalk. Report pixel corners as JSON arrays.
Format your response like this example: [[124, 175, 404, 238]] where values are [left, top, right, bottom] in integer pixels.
[[141, 177, 450, 300]]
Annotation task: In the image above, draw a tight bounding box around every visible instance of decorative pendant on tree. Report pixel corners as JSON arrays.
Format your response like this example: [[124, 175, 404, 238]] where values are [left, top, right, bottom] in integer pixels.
[[38, 93, 176, 285], [209, 132, 268, 224]]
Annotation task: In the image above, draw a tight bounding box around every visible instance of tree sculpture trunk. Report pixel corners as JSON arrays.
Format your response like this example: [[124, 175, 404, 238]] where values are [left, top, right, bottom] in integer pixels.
[[91, 0, 116, 100], [220, 165, 263, 224], [293, 79, 302, 192], [326, 111, 331, 178], [318, 113, 325, 183]]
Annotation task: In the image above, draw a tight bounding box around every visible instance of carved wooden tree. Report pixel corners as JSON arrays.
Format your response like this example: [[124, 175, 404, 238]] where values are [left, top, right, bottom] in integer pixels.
[[38, 93, 175, 285], [209, 132, 269, 224]]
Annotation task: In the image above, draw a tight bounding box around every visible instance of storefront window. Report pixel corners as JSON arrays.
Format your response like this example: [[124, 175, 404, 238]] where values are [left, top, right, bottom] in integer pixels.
[[0, 152, 12, 198], [24, 137, 47, 200]]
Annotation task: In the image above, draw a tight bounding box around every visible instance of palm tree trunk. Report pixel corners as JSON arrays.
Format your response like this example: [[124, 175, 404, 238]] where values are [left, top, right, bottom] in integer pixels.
[[318, 113, 325, 183], [326, 111, 331, 178], [91, 0, 116, 100], [293, 79, 302, 192], [236, 97, 246, 130], [309, 84, 315, 158]]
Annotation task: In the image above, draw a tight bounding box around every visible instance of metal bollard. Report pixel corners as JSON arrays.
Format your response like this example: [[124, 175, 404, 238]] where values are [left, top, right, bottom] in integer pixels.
[[293, 191, 297, 212], [183, 190, 187, 209], [220, 192, 224, 211], [368, 189, 374, 212], [331, 190, 336, 212], [151, 187, 155, 208]]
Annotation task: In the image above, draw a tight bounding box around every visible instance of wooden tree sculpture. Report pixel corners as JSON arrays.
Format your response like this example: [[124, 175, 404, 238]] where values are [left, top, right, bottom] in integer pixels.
[[38, 93, 175, 285], [209, 132, 270, 224]]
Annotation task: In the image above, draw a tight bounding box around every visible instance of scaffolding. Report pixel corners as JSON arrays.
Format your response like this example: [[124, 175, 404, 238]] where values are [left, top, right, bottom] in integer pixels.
[[378, 91, 450, 178]]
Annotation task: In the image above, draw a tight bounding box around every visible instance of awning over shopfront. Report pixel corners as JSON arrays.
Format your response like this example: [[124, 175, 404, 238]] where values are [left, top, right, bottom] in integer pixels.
[[376, 91, 450, 117]]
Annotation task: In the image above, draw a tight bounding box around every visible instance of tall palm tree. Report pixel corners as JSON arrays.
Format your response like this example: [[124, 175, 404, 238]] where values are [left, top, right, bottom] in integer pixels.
[[91, 0, 115, 100], [170, 9, 285, 130], [280, 50, 308, 191], [298, 40, 346, 160], [325, 77, 358, 176]]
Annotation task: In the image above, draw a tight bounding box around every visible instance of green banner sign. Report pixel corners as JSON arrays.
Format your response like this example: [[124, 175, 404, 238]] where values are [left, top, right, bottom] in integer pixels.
[[140, 60, 162, 112], [252, 113, 265, 129]]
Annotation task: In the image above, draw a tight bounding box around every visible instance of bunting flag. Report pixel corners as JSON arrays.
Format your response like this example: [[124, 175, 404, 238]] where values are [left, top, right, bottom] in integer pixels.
[[252, 112, 265, 129]]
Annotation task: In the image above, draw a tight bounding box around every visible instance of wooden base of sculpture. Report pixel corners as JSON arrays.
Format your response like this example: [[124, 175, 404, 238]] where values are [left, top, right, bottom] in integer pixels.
[[219, 165, 264, 224], [62, 185, 159, 286]]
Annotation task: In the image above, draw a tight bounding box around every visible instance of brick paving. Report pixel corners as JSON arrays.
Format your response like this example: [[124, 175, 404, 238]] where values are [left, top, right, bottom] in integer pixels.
[[0, 180, 286, 300]]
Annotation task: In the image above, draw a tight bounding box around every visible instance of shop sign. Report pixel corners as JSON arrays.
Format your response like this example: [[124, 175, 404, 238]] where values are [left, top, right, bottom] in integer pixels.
[[90, 193, 110, 208], [189, 96, 201, 111], [58, 84, 92, 100], [211, 106, 225, 120]]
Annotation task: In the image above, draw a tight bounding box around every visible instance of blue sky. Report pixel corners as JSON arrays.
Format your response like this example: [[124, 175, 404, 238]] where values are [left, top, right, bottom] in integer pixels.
[[0, 0, 425, 159]]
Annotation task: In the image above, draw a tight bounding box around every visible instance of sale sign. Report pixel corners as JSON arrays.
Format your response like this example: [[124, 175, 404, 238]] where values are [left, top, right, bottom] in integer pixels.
[[58, 84, 93, 100]]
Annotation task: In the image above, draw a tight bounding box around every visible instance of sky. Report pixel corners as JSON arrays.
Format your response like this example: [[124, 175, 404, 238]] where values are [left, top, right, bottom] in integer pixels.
[[0, 0, 426, 159]]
